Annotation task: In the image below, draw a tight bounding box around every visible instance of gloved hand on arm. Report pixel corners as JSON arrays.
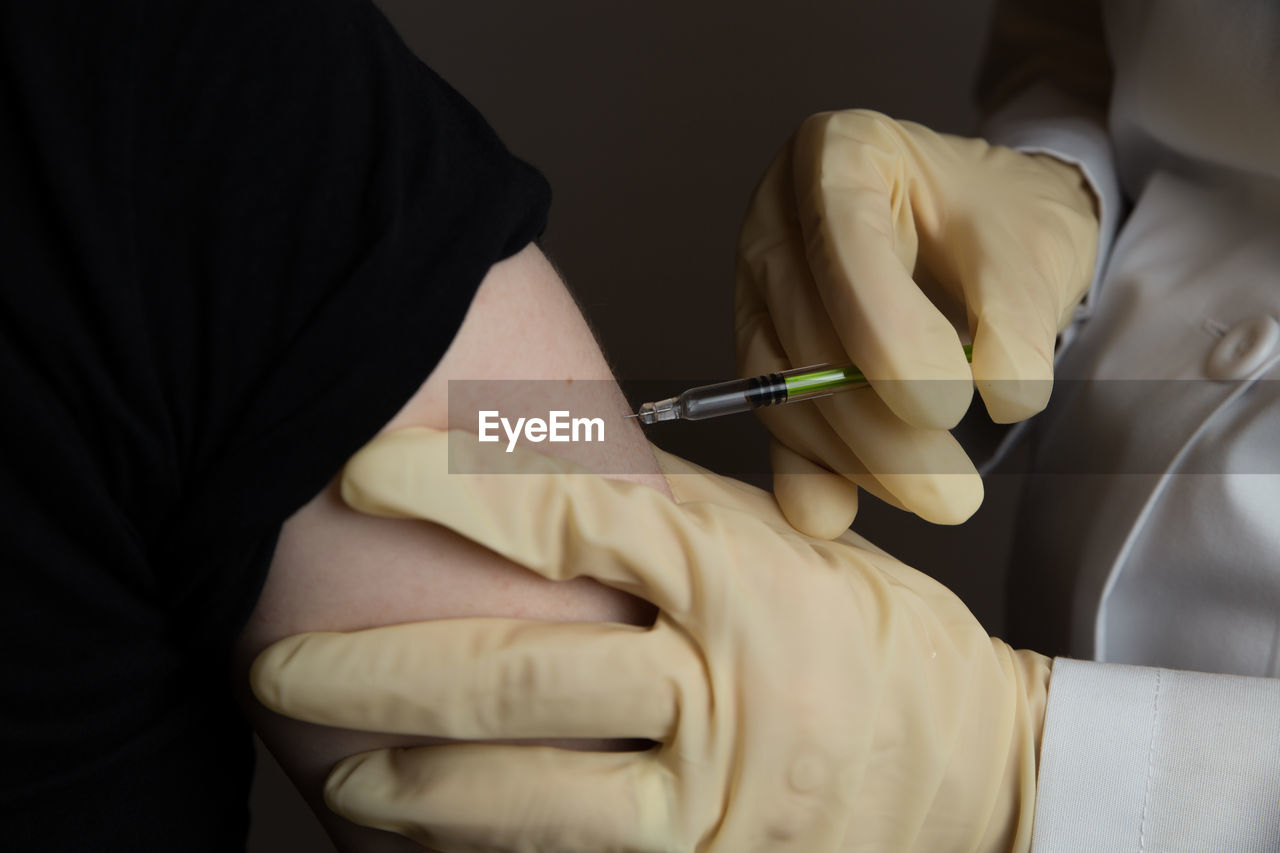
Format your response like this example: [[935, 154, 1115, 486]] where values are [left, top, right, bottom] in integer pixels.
[[737, 109, 1099, 536], [251, 427, 1052, 853]]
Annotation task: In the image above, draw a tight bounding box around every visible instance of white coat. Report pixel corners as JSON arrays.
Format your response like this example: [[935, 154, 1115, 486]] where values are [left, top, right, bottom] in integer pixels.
[[979, 1, 1280, 848], [1004, 0, 1280, 678]]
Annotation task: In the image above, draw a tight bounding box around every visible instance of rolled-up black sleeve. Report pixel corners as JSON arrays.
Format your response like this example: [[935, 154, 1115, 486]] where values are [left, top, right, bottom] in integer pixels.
[[0, 0, 549, 846]]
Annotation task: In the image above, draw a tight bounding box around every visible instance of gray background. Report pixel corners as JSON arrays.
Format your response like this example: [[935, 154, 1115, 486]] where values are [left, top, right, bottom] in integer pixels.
[[247, 1, 1015, 847]]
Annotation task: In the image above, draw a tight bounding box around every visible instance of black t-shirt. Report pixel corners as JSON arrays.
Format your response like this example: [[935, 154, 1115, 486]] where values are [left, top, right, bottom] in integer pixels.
[[0, 0, 549, 846]]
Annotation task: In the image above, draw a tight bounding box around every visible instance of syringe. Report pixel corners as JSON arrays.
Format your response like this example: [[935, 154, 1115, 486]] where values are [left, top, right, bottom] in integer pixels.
[[625, 345, 973, 425]]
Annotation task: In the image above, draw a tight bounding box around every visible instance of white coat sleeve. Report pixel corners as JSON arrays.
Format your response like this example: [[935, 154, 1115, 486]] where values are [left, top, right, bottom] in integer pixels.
[[1032, 658, 1280, 852]]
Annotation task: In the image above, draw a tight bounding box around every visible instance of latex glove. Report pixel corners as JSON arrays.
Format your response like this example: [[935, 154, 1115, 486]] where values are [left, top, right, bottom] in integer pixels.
[[737, 109, 1099, 536], [252, 428, 1052, 853]]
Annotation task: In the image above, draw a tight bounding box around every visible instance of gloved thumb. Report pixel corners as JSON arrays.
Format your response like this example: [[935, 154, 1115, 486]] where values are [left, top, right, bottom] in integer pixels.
[[770, 441, 859, 539]]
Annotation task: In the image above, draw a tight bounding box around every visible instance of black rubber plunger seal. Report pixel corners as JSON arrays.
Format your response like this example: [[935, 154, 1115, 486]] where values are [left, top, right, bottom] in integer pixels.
[[746, 373, 788, 407]]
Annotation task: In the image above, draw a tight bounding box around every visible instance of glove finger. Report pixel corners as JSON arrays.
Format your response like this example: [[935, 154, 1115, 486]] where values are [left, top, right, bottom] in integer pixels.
[[252, 618, 686, 741], [961, 250, 1063, 424], [792, 110, 973, 429], [326, 745, 675, 853], [736, 320, 904, 510], [753, 402, 903, 507], [945, 154, 1096, 423], [815, 390, 983, 525], [770, 440, 859, 539], [735, 166, 900, 522], [738, 323, 978, 526], [341, 427, 729, 617]]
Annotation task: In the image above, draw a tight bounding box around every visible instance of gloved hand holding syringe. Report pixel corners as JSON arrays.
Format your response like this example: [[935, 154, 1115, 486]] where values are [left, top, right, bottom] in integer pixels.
[[626, 345, 974, 424], [730, 109, 1098, 536]]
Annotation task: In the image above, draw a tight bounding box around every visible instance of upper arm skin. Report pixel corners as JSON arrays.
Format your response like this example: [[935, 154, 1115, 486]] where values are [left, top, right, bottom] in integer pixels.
[[233, 245, 666, 852]]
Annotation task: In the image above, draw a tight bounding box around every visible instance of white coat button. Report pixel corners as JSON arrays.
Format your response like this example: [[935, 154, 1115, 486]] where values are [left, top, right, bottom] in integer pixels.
[[1205, 315, 1280, 380]]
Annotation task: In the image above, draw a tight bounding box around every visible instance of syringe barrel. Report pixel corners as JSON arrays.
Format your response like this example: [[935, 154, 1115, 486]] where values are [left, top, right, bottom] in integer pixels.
[[678, 376, 771, 420], [676, 365, 866, 420]]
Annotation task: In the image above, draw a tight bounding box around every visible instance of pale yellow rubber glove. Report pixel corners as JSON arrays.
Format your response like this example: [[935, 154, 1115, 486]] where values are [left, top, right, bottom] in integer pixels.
[[737, 109, 1099, 536], [252, 428, 1051, 853]]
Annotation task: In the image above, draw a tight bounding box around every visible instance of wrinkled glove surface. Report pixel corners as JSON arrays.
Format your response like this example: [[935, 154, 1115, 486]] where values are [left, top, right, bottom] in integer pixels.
[[253, 428, 1051, 852]]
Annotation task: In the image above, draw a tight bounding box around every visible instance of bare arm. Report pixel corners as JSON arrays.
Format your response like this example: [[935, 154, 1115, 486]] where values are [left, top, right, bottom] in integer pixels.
[[234, 244, 666, 851]]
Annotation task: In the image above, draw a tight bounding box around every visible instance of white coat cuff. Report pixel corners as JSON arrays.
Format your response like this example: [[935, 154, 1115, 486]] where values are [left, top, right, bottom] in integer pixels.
[[981, 82, 1122, 355], [1032, 658, 1280, 852]]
